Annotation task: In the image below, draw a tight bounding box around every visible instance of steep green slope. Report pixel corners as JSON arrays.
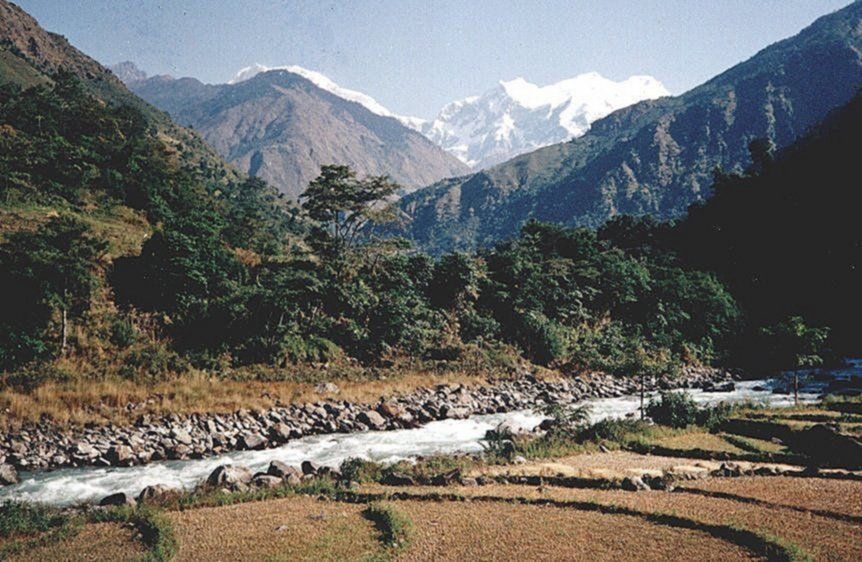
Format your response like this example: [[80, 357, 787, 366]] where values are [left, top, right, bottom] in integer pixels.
[[400, 2, 862, 253], [0, 0, 239, 186]]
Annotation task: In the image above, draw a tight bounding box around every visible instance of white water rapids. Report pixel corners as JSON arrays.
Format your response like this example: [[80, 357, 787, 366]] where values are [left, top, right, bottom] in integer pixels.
[[1, 374, 840, 507]]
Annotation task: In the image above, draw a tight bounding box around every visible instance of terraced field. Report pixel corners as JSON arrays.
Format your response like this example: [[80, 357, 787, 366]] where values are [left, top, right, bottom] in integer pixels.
[[3, 400, 861, 561]]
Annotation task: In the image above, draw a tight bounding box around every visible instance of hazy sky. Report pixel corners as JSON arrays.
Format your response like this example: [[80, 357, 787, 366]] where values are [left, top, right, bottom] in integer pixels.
[[17, 0, 851, 118]]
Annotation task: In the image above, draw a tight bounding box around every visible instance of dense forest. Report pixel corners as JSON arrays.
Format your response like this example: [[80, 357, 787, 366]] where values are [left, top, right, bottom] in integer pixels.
[[1, 75, 853, 386]]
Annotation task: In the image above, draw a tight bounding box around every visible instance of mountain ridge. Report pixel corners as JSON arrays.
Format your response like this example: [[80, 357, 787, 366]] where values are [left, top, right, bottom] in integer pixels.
[[120, 65, 469, 199], [397, 1, 862, 254]]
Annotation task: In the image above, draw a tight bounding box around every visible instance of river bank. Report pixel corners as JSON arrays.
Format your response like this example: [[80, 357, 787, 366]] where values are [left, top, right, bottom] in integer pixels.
[[0, 367, 734, 476]]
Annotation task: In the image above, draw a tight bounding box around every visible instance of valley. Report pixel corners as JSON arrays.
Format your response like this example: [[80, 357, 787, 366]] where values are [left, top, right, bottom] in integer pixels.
[[1, 0, 861, 560]]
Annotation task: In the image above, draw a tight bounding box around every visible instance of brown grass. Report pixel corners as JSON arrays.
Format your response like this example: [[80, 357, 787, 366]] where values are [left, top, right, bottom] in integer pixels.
[[389, 498, 757, 561], [363, 479, 862, 561], [168, 495, 380, 562], [0, 368, 523, 429], [684, 476, 862, 519], [648, 431, 746, 454], [5, 522, 144, 562]]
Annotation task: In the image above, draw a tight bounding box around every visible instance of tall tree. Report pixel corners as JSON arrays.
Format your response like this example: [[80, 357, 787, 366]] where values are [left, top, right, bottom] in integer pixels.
[[300, 165, 398, 255]]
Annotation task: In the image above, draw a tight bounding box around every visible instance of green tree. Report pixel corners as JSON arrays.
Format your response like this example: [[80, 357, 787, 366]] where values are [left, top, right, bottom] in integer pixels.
[[0, 216, 106, 366], [760, 316, 830, 405], [300, 165, 398, 255]]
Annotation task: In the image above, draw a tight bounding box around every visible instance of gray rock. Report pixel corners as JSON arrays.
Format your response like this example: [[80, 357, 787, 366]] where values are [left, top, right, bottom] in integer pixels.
[[267, 460, 301, 479], [207, 464, 253, 487], [171, 429, 193, 446], [301, 460, 321, 475], [621, 476, 651, 491], [107, 445, 133, 465], [252, 474, 283, 489], [100, 492, 136, 506], [0, 463, 18, 485], [138, 484, 178, 503], [239, 433, 267, 450], [358, 410, 386, 429]]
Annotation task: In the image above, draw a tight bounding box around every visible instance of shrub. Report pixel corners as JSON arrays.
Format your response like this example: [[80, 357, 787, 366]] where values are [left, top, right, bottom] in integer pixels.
[[646, 391, 700, 428], [363, 502, 412, 549], [576, 417, 647, 443], [339, 457, 383, 483]]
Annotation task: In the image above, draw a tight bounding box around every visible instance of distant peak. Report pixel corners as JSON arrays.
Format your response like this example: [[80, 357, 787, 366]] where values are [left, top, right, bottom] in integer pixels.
[[110, 61, 148, 84], [228, 63, 425, 124]]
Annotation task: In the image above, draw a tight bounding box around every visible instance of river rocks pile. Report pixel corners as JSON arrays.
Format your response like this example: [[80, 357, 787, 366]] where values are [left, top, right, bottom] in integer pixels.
[[0, 367, 734, 478]]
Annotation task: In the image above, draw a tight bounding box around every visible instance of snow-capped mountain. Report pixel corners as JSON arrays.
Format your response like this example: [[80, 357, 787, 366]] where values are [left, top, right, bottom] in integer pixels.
[[228, 65, 668, 171], [229, 63, 399, 119], [413, 72, 669, 169]]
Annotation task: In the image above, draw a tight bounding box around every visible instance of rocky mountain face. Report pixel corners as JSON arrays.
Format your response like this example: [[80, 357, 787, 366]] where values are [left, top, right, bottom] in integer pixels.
[[397, 2, 862, 254], [118, 65, 469, 199], [411, 73, 668, 169]]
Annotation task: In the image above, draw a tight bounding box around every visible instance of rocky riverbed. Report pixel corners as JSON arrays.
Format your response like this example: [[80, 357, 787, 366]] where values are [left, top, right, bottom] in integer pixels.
[[0, 367, 735, 485]]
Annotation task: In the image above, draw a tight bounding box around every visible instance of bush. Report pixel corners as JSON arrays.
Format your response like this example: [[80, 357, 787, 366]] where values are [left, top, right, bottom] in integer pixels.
[[576, 417, 647, 443], [646, 391, 700, 428], [339, 457, 383, 483], [119, 342, 188, 380], [363, 502, 412, 549], [516, 311, 570, 366]]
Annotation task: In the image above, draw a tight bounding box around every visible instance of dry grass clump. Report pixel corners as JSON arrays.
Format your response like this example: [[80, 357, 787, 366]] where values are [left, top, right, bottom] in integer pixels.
[[389, 498, 758, 561], [167, 495, 379, 562], [5, 522, 144, 562]]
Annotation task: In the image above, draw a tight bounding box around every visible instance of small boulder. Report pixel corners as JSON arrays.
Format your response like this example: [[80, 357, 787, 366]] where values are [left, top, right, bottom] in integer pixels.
[[100, 492, 136, 507], [270, 423, 293, 442], [239, 433, 267, 450], [107, 445, 133, 465], [621, 476, 650, 492], [358, 410, 386, 429], [206, 464, 253, 487], [301, 460, 321, 475], [267, 460, 302, 479], [170, 429, 193, 446], [0, 463, 19, 486], [252, 474, 283, 489], [137, 484, 179, 503]]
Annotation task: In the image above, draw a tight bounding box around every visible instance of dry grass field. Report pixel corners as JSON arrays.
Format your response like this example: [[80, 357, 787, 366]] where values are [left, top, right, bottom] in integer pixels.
[[4, 522, 145, 562], [167, 496, 380, 562], [388, 498, 757, 561]]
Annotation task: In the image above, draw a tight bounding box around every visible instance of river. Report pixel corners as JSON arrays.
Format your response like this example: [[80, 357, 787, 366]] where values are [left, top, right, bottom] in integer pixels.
[[1, 374, 842, 506]]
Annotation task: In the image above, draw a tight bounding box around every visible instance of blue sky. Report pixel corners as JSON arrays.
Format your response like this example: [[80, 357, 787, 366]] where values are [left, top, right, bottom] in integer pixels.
[[17, 0, 851, 118]]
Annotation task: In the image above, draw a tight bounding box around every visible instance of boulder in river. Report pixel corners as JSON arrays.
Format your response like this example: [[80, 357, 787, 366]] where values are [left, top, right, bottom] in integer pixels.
[[138, 484, 179, 503], [267, 460, 301, 479], [0, 463, 18, 486], [301, 460, 321, 475], [100, 492, 136, 507], [207, 464, 253, 487]]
